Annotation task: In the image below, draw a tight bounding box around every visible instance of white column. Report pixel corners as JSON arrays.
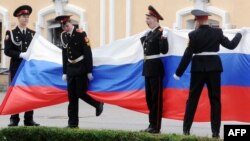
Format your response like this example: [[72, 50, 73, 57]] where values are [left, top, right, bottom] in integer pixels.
[[36, 5, 54, 34], [36, 16, 43, 34], [0, 7, 9, 68], [100, 0, 106, 46], [126, 0, 132, 37], [1, 22, 7, 68], [109, 0, 115, 43]]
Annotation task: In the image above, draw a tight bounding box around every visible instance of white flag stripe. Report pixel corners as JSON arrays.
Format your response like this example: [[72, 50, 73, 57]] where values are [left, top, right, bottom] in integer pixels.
[[27, 34, 62, 64], [27, 28, 250, 67]]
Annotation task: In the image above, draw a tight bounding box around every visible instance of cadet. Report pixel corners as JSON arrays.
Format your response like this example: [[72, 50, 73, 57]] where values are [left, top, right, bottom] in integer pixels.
[[140, 5, 169, 134], [55, 15, 104, 128], [4, 5, 40, 126], [173, 9, 245, 138]]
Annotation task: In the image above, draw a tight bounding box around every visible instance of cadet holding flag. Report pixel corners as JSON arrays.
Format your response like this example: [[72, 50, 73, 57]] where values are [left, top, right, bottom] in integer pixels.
[[4, 5, 40, 127], [140, 5, 168, 134], [173, 9, 245, 138], [55, 15, 104, 128]]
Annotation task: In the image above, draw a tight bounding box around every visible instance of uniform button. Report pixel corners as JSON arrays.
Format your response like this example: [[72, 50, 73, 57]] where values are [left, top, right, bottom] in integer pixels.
[[70, 56, 73, 58], [69, 52, 71, 54], [25, 42, 27, 44]]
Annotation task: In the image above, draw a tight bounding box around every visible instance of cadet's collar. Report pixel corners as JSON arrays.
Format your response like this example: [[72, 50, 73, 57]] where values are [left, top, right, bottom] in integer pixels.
[[18, 26, 27, 33], [198, 25, 210, 29], [150, 26, 159, 32], [67, 26, 74, 35]]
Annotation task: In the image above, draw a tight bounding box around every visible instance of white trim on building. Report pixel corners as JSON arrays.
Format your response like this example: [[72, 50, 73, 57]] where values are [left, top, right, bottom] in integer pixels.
[[100, 0, 106, 46], [36, 4, 54, 34], [36, 3, 87, 34], [126, 0, 132, 37], [207, 6, 230, 29], [109, 0, 115, 43], [0, 6, 9, 68], [174, 6, 230, 29]]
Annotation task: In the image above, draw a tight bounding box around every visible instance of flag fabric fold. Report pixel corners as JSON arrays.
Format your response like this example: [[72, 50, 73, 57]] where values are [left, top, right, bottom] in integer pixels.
[[1, 28, 250, 122]]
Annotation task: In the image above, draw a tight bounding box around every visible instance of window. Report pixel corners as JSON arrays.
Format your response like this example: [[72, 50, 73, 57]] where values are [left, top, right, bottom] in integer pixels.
[[51, 26, 64, 48], [186, 19, 220, 29], [47, 20, 78, 48]]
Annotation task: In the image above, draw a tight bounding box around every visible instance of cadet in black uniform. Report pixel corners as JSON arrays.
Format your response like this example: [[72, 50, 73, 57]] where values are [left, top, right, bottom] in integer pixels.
[[4, 5, 40, 127], [55, 15, 104, 128], [140, 5, 169, 134], [173, 9, 245, 138]]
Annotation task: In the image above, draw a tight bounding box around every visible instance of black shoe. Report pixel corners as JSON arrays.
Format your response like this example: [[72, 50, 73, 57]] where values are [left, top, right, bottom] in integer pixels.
[[24, 120, 40, 126], [66, 125, 79, 128], [8, 121, 18, 127], [140, 127, 153, 132], [147, 128, 160, 134], [212, 133, 220, 139], [183, 130, 190, 135], [96, 102, 104, 116]]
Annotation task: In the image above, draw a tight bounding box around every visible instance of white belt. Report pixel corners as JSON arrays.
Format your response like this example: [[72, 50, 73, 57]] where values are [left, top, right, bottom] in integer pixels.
[[195, 52, 218, 56], [144, 54, 161, 60], [68, 55, 84, 64]]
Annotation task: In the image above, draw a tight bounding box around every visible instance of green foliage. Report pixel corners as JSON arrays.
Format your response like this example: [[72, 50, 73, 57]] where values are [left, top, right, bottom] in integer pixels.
[[0, 127, 222, 141]]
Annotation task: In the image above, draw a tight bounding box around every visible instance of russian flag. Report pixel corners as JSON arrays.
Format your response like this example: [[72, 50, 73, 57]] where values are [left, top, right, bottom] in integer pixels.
[[0, 29, 250, 122], [0, 35, 68, 115]]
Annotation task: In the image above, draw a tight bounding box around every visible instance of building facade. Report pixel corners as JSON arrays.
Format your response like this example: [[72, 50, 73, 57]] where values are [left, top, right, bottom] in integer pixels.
[[0, 0, 249, 68]]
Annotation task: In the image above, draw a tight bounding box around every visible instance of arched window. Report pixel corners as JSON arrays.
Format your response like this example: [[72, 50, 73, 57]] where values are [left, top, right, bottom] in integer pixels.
[[186, 19, 220, 29], [47, 19, 78, 48], [174, 6, 230, 29], [36, 4, 86, 48]]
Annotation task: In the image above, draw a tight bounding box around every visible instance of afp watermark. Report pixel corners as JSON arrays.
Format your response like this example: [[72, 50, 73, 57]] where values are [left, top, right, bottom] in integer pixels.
[[224, 125, 250, 140]]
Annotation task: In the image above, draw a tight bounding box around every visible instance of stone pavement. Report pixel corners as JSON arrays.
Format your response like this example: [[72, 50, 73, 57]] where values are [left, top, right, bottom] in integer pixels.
[[0, 92, 232, 139]]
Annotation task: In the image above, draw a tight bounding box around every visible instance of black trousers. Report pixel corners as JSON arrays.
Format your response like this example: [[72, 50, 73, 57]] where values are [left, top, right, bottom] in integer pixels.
[[9, 70, 33, 123], [183, 72, 221, 134], [67, 74, 100, 126], [145, 76, 163, 130]]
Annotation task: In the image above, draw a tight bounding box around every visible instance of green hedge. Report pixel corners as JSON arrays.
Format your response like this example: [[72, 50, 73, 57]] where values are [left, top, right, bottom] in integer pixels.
[[0, 127, 222, 141]]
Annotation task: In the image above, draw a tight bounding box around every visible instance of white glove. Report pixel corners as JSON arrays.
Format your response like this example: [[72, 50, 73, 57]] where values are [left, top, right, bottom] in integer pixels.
[[173, 74, 180, 80], [62, 74, 67, 81], [87, 73, 94, 80], [239, 27, 247, 35], [19, 52, 28, 60], [162, 30, 168, 38]]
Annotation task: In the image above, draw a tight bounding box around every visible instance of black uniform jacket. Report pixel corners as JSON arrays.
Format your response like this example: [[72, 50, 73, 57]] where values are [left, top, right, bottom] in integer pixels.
[[176, 25, 242, 77], [140, 26, 169, 77], [61, 27, 93, 76], [4, 26, 35, 72]]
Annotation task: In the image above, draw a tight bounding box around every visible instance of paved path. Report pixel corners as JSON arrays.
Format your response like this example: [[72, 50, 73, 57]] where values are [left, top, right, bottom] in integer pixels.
[[0, 92, 232, 138]]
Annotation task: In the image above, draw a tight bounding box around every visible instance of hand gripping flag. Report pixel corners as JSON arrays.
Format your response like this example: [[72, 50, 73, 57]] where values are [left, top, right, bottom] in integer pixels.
[[1, 29, 250, 122]]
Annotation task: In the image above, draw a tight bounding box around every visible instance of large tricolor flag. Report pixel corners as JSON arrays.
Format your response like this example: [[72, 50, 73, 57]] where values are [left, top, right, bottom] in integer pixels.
[[0, 29, 250, 122]]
